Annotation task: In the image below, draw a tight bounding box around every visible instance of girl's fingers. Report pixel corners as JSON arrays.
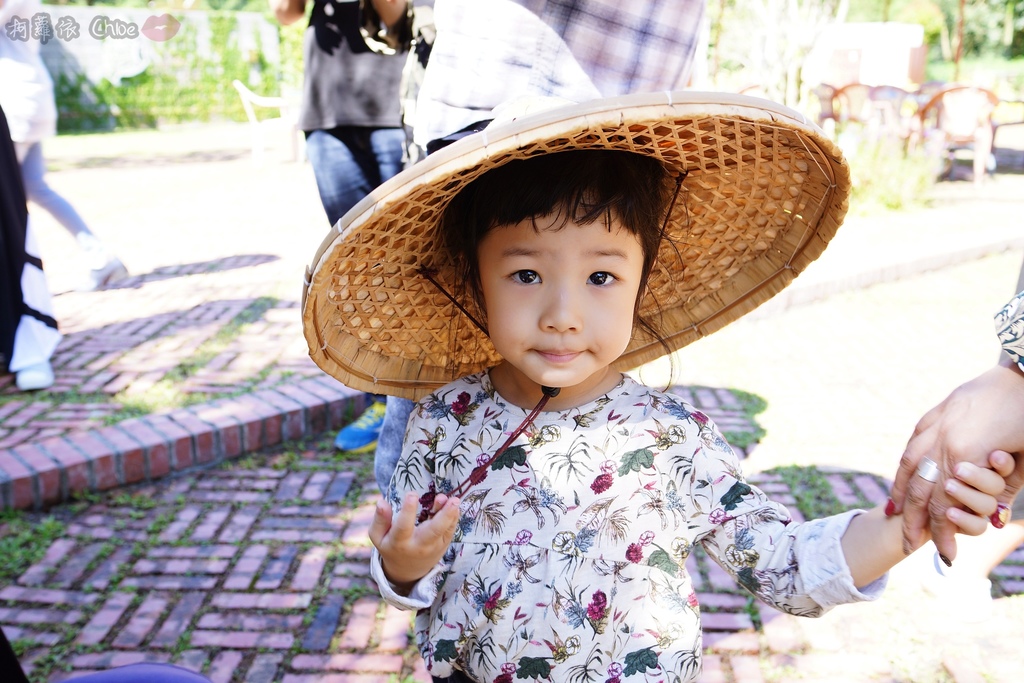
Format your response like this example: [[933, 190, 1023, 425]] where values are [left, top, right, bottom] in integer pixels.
[[385, 491, 422, 543], [952, 461, 1008, 497], [944, 477, 998, 518], [430, 493, 449, 515], [367, 498, 393, 548], [946, 506, 989, 536]]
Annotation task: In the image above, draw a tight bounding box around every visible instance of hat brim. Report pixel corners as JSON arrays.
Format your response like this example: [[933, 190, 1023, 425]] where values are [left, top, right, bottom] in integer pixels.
[[302, 91, 850, 400]]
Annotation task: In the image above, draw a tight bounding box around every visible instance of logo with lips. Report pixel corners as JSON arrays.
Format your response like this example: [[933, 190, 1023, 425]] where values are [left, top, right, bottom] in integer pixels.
[[141, 13, 181, 42]]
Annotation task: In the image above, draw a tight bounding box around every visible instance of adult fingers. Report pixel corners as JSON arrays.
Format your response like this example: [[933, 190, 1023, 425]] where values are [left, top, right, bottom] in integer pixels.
[[891, 414, 936, 514], [928, 487, 960, 564], [899, 459, 938, 556]]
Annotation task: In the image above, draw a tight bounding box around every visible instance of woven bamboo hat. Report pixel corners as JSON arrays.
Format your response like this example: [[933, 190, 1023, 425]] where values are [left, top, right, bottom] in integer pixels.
[[302, 91, 850, 400]]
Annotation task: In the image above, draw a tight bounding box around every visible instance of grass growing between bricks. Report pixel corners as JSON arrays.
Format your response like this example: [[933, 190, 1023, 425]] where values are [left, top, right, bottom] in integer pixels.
[[769, 465, 858, 519], [723, 388, 767, 450], [0, 509, 66, 584]]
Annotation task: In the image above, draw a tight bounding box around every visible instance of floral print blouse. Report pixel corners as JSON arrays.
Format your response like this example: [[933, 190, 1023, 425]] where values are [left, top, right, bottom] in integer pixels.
[[371, 373, 883, 683], [996, 289, 1024, 372]]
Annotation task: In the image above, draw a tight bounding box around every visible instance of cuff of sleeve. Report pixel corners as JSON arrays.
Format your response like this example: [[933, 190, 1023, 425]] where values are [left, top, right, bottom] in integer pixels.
[[995, 291, 1024, 372], [795, 509, 888, 610], [370, 548, 438, 610]]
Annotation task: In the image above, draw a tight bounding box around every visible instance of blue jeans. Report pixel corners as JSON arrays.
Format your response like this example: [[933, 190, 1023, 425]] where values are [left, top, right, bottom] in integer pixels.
[[304, 127, 406, 226], [377, 394, 415, 492], [307, 126, 406, 443]]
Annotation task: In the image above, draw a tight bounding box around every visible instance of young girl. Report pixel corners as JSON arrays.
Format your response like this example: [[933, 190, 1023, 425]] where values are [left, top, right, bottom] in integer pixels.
[[301, 94, 1011, 683]]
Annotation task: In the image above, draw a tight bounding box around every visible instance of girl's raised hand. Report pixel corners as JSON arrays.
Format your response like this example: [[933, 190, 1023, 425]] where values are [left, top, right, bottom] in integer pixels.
[[943, 450, 1017, 536], [368, 491, 461, 594]]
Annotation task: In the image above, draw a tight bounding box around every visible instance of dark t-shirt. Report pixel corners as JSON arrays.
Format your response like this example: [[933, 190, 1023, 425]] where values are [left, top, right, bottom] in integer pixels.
[[299, 0, 406, 132]]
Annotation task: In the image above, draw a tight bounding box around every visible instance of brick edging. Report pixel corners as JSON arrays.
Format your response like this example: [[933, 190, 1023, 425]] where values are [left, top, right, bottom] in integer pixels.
[[0, 378, 368, 510]]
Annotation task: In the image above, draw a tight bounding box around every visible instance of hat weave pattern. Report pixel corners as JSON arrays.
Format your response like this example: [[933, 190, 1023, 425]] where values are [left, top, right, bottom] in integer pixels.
[[303, 93, 850, 399]]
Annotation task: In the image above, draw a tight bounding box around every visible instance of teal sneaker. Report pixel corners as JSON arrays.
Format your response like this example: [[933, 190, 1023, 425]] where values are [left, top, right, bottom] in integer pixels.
[[334, 401, 386, 453]]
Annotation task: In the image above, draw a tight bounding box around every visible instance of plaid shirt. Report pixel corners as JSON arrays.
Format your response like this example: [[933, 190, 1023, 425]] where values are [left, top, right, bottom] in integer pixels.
[[413, 0, 706, 147]]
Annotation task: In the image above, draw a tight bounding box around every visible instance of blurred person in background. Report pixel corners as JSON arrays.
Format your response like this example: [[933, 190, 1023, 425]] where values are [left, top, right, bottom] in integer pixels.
[[270, 0, 412, 453], [0, 100, 60, 391], [0, 0, 129, 292]]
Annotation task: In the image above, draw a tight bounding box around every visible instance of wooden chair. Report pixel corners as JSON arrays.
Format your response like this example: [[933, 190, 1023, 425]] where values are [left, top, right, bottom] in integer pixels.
[[834, 83, 873, 125], [811, 83, 838, 135], [867, 85, 915, 140], [916, 84, 999, 182], [231, 79, 302, 165]]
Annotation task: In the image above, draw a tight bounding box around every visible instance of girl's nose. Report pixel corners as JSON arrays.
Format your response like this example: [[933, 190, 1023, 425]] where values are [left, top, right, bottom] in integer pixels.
[[540, 286, 582, 332]]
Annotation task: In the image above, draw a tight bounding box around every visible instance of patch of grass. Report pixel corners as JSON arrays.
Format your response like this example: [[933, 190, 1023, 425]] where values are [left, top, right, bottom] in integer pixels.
[[9, 638, 39, 658], [107, 492, 161, 510], [724, 388, 768, 450], [0, 510, 66, 584], [842, 133, 938, 215], [769, 465, 848, 519]]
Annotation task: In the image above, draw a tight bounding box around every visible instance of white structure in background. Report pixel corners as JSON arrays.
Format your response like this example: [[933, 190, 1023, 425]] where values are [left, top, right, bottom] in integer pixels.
[[803, 22, 926, 89]]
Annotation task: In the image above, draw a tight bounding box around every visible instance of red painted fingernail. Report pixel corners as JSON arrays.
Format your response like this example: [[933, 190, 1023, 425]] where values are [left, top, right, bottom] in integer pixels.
[[939, 554, 953, 568], [884, 498, 895, 517], [990, 503, 1011, 529]]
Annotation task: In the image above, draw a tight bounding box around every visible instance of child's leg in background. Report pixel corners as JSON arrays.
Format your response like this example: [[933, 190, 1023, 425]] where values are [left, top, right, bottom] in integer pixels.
[[18, 142, 128, 290]]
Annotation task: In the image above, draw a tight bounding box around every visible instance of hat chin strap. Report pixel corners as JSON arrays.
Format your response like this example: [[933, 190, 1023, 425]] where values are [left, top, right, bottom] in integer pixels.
[[417, 384, 561, 522]]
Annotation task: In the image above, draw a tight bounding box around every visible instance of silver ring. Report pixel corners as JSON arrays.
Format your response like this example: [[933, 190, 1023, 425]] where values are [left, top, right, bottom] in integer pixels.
[[916, 457, 940, 482]]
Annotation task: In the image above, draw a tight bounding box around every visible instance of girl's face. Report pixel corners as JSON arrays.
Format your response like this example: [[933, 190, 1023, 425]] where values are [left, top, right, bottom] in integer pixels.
[[477, 211, 645, 408]]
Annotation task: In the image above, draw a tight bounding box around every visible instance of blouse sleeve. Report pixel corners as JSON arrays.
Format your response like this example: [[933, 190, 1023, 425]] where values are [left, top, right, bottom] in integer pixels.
[[370, 399, 454, 611], [996, 290, 1024, 372], [686, 418, 885, 617]]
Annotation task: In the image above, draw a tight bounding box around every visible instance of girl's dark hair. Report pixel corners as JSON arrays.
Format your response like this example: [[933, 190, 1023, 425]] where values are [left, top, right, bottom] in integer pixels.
[[441, 149, 676, 346]]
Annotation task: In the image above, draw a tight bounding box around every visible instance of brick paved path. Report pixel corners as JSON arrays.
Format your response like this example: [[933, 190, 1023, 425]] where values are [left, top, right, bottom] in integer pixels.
[[3, 123, 1024, 682], [3, 386, 1022, 682]]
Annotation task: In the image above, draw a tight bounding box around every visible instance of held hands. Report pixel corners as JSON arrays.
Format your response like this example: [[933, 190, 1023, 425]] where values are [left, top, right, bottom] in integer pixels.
[[842, 449, 1015, 587], [889, 361, 1024, 561], [894, 449, 1022, 559], [368, 491, 462, 593], [936, 451, 1018, 536]]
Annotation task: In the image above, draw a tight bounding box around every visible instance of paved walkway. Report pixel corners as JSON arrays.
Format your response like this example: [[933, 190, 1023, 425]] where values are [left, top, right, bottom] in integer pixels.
[[1, 123, 1023, 681]]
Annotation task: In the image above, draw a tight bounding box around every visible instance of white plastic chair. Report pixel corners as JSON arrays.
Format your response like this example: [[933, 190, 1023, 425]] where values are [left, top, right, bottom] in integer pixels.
[[232, 79, 303, 164]]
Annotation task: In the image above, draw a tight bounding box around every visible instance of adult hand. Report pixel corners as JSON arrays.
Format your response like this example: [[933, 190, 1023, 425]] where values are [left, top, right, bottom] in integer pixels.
[[891, 360, 1024, 561], [368, 491, 461, 592]]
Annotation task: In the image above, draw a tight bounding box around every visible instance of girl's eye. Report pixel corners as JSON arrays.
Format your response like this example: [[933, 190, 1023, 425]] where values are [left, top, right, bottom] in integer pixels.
[[513, 270, 539, 284], [589, 272, 615, 286]]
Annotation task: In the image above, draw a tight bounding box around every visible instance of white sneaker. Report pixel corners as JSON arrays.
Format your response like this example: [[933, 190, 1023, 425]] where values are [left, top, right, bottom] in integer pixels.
[[922, 551, 993, 623], [75, 233, 129, 291], [15, 360, 54, 391], [78, 257, 129, 292]]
